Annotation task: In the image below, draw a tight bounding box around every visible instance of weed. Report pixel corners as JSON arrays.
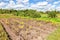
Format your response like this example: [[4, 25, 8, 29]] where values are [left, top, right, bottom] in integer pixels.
[[18, 25, 24, 29], [0, 24, 9, 40], [19, 22, 24, 25]]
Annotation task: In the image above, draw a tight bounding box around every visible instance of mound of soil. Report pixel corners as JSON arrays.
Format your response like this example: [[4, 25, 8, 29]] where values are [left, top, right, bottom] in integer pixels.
[[0, 18, 58, 40]]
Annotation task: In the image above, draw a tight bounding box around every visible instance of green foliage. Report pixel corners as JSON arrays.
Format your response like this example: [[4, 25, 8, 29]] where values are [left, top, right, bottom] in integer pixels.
[[48, 11, 57, 18], [14, 9, 41, 18], [0, 9, 60, 18], [31, 12, 41, 18]]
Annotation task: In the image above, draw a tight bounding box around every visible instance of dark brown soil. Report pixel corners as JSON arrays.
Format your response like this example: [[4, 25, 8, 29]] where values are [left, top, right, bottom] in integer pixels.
[[0, 18, 58, 40]]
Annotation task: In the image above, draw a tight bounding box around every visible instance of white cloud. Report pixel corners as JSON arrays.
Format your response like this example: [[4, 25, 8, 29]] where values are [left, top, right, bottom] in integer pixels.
[[23, 0, 29, 3], [0, 2, 5, 6], [56, 6, 60, 11], [30, 1, 48, 8], [5, 0, 10, 1], [5, 0, 16, 9], [29, 1, 49, 11], [16, 0, 23, 4], [37, 1, 48, 6], [29, 1, 57, 11], [16, 0, 29, 4], [53, 1, 60, 4], [0, 2, 7, 8], [46, 4, 56, 11], [5, 0, 29, 10], [46, 0, 53, 2], [0, 0, 59, 11], [5, 0, 25, 9]]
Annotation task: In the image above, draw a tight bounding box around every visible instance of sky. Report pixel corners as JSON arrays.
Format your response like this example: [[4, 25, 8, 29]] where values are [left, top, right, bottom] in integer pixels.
[[0, 0, 60, 11]]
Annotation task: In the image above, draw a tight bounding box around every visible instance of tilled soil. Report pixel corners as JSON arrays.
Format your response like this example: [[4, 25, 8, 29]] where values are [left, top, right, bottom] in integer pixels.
[[0, 18, 58, 40]]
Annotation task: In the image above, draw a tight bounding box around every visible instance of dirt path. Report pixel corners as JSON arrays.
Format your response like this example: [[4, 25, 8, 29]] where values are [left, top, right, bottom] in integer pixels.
[[0, 18, 58, 40]]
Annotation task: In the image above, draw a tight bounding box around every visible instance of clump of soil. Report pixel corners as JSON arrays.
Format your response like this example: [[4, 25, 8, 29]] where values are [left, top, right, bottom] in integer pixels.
[[0, 18, 58, 40]]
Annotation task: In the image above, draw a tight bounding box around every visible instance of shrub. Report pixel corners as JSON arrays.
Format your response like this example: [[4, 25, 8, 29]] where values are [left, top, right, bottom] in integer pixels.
[[17, 9, 41, 18], [31, 12, 41, 18], [48, 11, 57, 18]]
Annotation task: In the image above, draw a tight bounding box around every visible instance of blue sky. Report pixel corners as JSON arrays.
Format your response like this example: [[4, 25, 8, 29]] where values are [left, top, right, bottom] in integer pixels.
[[0, 0, 60, 11]]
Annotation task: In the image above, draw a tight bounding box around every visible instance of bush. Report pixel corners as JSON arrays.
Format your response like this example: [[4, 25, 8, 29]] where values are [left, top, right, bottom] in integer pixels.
[[17, 9, 41, 18], [31, 12, 41, 18], [48, 11, 57, 18]]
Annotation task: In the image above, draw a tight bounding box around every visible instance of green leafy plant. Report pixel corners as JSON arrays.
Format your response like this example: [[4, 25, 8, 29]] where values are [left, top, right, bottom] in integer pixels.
[[48, 11, 57, 18]]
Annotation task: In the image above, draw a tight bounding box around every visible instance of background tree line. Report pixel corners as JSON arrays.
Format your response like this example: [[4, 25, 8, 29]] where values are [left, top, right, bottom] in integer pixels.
[[0, 9, 60, 18]]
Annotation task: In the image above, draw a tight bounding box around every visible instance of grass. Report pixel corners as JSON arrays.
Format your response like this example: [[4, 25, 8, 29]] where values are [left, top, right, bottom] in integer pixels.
[[0, 23, 9, 40], [46, 26, 60, 40]]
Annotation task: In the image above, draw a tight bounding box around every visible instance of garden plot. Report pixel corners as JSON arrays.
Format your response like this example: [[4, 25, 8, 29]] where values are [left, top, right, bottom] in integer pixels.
[[0, 18, 58, 40]]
